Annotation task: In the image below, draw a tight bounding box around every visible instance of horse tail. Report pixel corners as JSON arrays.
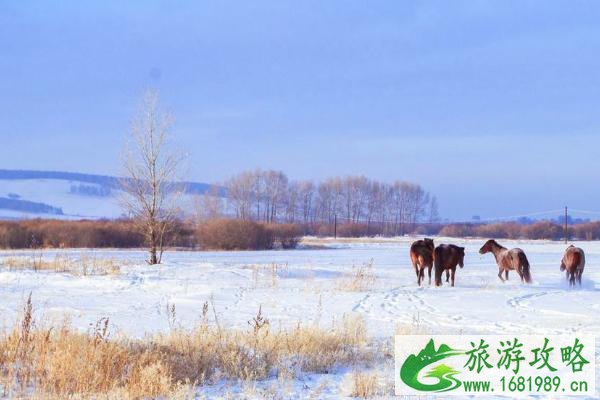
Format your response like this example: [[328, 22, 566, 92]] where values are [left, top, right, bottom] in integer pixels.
[[519, 252, 532, 283], [577, 250, 585, 276]]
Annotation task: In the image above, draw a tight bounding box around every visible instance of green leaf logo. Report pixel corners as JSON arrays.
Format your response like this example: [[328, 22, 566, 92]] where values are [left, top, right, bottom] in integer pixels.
[[400, 339, 464, 392]]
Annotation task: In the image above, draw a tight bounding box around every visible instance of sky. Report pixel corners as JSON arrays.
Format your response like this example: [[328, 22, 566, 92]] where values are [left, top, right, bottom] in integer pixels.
[[1, 1, 600, 220]]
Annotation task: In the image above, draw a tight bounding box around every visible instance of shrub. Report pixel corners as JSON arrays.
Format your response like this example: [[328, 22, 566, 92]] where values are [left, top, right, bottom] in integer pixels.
[[523, 221, 562, 240], [573, 221, 600, 240], [315, 223, 335, 237], [439, 224, 475, 237], [474, 222, 521, 239], [267, 223, 302, 249], [197, 219, 274, 250], [337, 222, 370, 237], [0, 219, 194, 249]]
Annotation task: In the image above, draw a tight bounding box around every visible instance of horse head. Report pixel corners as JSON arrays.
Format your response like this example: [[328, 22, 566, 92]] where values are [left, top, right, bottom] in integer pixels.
[[479, 239, 497, 254], [423, 238, 434, 251]]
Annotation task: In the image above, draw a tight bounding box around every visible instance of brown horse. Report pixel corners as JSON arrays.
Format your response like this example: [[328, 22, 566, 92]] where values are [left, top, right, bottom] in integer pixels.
[[409, 238, 434, 286], [479, 239, 532, 283], [560, 245, 585, 287], [434, 244, 465, 287]]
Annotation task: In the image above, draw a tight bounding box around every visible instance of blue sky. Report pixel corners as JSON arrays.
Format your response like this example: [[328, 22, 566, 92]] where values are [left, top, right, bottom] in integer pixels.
[[1, 1, 600, 220]]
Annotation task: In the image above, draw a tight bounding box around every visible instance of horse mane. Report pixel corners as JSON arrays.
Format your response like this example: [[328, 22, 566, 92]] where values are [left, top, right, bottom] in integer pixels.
[[488, 239, 506, 250]]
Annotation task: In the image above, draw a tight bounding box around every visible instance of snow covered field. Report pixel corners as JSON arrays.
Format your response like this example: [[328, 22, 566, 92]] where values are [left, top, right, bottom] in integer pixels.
[[0, 236, 598, 398]]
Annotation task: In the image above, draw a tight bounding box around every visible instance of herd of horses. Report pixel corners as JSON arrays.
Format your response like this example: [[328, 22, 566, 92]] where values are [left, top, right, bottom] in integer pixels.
[[409, 238, 586, 287]]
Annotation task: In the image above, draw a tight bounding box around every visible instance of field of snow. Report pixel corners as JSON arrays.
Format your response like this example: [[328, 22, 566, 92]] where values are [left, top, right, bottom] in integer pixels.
[[0, 236, 598, 398]]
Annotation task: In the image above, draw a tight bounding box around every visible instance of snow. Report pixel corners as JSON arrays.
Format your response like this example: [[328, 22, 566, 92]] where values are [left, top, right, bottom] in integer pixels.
[[0, 237, 599, 398]]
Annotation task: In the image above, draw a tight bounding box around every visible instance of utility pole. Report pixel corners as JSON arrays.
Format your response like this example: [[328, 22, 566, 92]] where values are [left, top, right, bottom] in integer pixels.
[[564, 206, 568, 244], [334, 213, 337, 239]]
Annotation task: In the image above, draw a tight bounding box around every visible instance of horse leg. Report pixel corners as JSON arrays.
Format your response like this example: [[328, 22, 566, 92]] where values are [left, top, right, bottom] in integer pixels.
[[498, 268, 505, 282], [414, 263, 421, 285], [570, 272, 576, 287], [451, 267, 456, 287], [413, 262, 419, 280], [428, 265, 432, 285], [446, 269, 450, 283], [434, 267, 442, 287], [505, 270, 509, 281], [517, 268, 524, 283], [577, 271, 582, 286]]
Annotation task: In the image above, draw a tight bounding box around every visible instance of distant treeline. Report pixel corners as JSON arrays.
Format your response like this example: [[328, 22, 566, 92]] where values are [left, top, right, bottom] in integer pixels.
[[70, 184, 112, 197], [1, 218, 598, 251], [0, 197, 63, 215], [437, 221, 600, 241], [200, 170, 440, 236]]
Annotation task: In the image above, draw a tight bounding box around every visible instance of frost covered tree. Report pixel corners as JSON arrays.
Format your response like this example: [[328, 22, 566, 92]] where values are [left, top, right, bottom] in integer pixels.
[[428, 196, 440, 223], [121, 90, 185, 265]]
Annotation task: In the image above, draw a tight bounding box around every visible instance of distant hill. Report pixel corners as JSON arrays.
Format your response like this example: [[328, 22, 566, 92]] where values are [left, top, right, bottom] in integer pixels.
[[0, 169, 211, 194], [0, 169, 213, 220]]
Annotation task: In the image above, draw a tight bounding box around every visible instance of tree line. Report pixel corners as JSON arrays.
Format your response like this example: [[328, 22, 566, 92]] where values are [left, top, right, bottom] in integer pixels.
[[198, 170, 440, 236]]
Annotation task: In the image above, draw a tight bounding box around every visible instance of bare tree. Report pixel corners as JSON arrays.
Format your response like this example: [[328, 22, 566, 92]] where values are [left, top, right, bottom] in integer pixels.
[[428, 195, 440, 223], [225, 170, 257, 220], [218, 168, 439, 235], [121, 90, 185, 265], [297, 180, 315, 225], [194, 184, 224, 223]]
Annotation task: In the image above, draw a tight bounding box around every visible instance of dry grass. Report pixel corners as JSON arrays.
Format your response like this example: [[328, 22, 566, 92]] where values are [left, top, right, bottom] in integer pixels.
[[337, 259, 377, 292], [0, 253, 126, 276], [346, 371, 379, 398], [395, 314, 428, 336], [0, 297, 373, 399], [242, 263, 288, 288]]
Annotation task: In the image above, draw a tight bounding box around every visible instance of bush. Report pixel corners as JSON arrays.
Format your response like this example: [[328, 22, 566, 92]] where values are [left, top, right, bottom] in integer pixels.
[[337, 222, 370, 238], [474, 222, 521, 239], [315, 223, 334, 237], [0, 219, 194, 249], [573, 221, 600, 240], [439, 224, 475, 237], [197, 219, 274, 250], [523, 221, 563, 240], [267, 223, 302, 249]]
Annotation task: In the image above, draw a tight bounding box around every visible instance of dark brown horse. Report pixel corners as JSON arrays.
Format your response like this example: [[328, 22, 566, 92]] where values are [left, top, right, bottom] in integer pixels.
[[434, 244, 465, 287], [409, 238, 434, 286], [479, 239, 532, 283], [560, 245, 585, 287]]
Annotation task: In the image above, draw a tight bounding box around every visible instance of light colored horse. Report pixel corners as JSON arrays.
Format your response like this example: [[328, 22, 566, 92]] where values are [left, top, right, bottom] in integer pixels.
[[479, 239, 532, 283]]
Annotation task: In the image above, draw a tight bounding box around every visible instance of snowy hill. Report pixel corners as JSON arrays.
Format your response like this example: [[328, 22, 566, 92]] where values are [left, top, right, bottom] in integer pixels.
[[0, 169, 211, 220]]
